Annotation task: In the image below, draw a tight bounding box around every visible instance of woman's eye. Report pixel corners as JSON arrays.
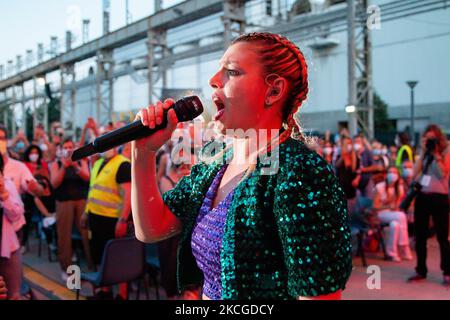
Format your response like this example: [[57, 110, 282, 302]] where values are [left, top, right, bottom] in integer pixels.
[[226, 69, 240, 76]]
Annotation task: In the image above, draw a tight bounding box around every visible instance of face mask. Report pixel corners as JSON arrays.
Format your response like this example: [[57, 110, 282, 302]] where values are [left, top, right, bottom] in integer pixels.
[[15, 141, 25, 151], [373, 149, 381, 156], [387, 173, 399, 184], [381, 149, 388, 155], [0, 140, 7, 154], [40, 143, 48, 152], [29, 154, 39, 163], [347, 145, 353, 152], [323, 147, 332, 156], [402, 168, 413, 178], [61, 149, 72, 158], [354, 143, 362, 152]]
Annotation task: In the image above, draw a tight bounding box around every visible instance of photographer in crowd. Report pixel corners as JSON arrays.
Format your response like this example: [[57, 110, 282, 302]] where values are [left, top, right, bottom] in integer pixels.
[[407, 124, 450, 285]]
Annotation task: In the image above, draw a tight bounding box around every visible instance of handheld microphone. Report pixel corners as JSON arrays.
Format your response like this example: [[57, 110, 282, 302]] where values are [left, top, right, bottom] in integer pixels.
[[71, 96, 203, 161]]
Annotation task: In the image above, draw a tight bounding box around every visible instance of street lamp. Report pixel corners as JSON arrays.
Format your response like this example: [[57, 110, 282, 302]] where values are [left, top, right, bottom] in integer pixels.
[[406, 81, 418, 147]]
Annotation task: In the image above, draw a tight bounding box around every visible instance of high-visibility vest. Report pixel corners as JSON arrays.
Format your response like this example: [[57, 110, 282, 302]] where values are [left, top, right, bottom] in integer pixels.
[[85, 154, 130, 218], [396, 145, 413, 168]]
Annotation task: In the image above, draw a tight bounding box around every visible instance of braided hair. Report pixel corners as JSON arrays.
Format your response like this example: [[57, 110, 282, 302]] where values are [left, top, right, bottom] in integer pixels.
[[231, 32, 309, 148]]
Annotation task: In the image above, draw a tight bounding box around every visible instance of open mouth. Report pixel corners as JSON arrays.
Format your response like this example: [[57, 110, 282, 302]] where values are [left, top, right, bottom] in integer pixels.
[[212, 96, 226, 121]]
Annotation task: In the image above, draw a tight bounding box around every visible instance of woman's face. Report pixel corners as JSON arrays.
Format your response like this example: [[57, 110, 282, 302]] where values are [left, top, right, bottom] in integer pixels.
[[209, 42, 271, 131]]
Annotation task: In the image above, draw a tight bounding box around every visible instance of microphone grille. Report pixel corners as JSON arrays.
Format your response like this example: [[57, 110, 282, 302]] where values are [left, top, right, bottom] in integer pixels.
[[174, 96, 204, 121]]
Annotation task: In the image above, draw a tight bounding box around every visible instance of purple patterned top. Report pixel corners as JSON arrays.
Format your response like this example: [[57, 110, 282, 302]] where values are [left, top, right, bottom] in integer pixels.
[[191, 164, 234, 300]]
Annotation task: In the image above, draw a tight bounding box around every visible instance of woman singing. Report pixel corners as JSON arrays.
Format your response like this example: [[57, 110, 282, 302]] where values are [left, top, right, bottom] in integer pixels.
[[132, 32, 352, 300]]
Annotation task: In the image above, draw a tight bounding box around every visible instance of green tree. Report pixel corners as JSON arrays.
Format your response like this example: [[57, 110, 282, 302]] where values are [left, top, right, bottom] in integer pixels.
[[374, 92, 395, 132]]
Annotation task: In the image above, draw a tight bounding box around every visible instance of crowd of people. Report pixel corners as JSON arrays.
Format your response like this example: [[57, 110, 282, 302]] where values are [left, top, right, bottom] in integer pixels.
[[0, 115, 448, 300], [312, 125, 450, 284], [0, 117, 202, 300]]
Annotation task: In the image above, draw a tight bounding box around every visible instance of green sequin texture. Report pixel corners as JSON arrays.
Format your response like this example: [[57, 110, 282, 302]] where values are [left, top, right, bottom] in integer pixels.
[[162, 138, 353, 299]]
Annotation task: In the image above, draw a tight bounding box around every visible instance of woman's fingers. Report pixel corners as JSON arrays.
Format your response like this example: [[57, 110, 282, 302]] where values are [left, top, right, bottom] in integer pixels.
[[167, 109, 178, 132], [148, 103, 157, 129], [164, 99, 178, 130], [155, 101, 164, 126], [163, 98, 176, 110], [135, 108, 149, 126]]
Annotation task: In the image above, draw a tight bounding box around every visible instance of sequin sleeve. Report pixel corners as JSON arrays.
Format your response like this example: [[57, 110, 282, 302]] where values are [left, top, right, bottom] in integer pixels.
[[274, 147, 353, 298], [162, 163, 203, 224]]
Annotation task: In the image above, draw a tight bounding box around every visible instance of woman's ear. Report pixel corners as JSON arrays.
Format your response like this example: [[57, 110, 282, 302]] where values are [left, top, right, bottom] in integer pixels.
[[265, 77, 289, 107]]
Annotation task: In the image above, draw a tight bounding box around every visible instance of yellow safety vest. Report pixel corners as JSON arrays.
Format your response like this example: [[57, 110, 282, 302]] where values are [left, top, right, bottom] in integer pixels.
[[396, 145, 413, 167], [85, 154, 130, 218]]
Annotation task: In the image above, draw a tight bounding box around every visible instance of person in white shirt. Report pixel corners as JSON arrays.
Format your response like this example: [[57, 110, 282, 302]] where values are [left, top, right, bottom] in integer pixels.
[[0, 153, 25, 299], [0, 126, 44, 254]]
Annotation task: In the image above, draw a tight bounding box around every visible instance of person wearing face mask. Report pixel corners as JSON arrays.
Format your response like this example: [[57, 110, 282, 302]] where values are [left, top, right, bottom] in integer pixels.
[[373, 166, 412, 262], [8, 130, 30, 161], [371, 141, 389, 185], [50, 138, 92, 281], [335, 136, 359, 218], [0, 126, 43, 196], [408, 125, 450, 285], [33, 124, 52, 162], [353, 135, 383, 199], [23, 145, 49, 179], [322, 141, 334, 166], [401, 160, 415, 189], [19, 145, 50, 251], [80, 129, 132, 300]]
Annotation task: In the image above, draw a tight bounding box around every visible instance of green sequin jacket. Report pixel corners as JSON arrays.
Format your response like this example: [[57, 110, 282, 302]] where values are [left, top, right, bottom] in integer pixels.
[[162, 137, 353, 299]]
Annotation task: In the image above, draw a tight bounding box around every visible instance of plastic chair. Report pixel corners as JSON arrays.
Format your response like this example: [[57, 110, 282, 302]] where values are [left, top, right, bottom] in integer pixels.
[[351, 196, 388, 266], [75, 237, 145, 300]]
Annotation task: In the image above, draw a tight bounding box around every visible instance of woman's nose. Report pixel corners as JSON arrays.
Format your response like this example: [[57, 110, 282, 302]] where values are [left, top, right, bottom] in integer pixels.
[[208, 71, 222, 89]]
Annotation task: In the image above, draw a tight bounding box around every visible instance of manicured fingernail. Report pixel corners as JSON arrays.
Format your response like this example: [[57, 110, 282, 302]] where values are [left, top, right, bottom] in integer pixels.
[[150, 121, 155, 128]]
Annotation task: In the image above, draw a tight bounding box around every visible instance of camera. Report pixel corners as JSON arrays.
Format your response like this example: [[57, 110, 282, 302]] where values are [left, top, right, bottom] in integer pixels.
[[425, 138, 438, 153], [400, 180, 423, 211]]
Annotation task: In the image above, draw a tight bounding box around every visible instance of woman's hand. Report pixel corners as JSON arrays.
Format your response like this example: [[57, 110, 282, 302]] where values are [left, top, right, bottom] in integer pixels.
[[133, 99, 179, 153]]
